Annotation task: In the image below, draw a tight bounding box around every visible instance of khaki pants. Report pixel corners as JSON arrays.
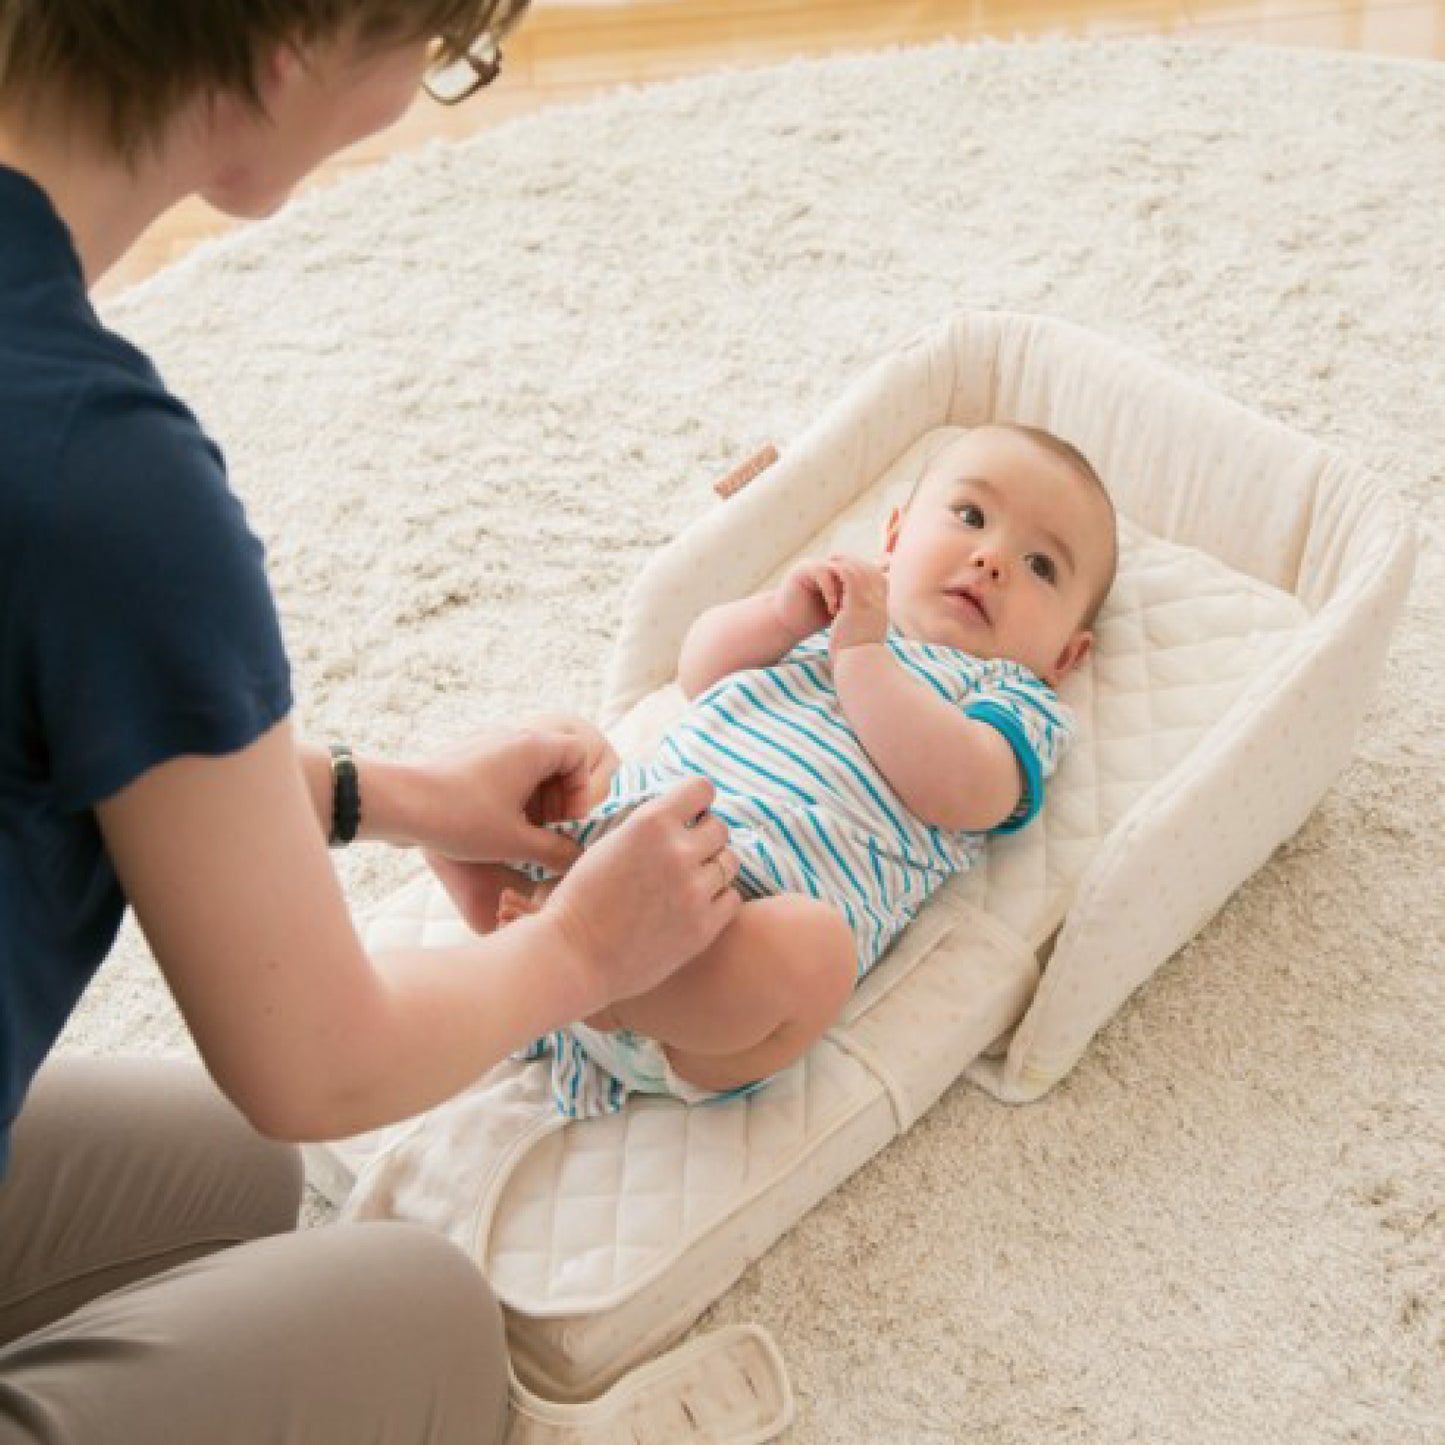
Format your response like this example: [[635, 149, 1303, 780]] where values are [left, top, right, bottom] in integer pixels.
[[0, 1058, 510, 1444]]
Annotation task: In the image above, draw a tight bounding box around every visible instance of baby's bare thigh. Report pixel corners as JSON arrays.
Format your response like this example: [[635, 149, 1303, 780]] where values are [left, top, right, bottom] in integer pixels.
[[608, 894, 856, 1050]]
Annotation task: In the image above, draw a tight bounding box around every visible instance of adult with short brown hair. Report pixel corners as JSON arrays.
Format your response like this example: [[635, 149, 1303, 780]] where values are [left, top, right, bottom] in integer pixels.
[[0, 4, 741, 1440]]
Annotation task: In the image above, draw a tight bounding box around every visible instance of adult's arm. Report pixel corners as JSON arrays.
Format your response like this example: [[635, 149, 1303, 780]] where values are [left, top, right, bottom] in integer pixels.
[[97, 717, 738, 1141], [293, 715, 615, 866]]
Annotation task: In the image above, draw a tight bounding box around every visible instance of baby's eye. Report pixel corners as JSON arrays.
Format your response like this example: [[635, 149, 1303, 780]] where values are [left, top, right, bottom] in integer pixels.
[[954, 503, 985, 527], [1027, 553, 1058, 584]]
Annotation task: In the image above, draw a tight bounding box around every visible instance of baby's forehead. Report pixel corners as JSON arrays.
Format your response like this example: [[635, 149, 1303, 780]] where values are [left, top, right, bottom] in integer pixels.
[[927, 424, 1061, 475], [921, 431, 1084, 506], [919, 431, 1115, 546]]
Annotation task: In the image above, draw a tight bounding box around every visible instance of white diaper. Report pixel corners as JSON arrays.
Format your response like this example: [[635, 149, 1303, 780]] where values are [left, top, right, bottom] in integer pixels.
[[522, 1022, 762, 1119]]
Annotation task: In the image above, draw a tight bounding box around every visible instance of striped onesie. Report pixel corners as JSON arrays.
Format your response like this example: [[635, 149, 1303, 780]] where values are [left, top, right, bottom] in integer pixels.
[[523, 628, 1075, 1117]]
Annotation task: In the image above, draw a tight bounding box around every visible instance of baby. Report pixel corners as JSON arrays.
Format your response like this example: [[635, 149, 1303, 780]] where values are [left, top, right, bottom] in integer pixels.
[[443, 422, 1118, 1117]]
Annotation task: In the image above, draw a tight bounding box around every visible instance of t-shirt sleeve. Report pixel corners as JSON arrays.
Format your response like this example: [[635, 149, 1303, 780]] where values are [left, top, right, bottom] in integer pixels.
[[24, 383, 292, 810], [963, 671, 1076, 834]]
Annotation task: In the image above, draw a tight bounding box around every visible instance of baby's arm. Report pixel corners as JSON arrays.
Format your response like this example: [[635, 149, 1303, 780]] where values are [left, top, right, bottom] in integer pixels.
[[677, 559, 840, 700], [835, 648, 1022, 831], [826, 558, 1022, 833]]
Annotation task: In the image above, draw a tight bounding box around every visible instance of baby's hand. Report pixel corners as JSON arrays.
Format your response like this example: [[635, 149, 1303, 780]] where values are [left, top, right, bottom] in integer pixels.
[[774, 557, 844, 640], [827, 555, 890, 654]]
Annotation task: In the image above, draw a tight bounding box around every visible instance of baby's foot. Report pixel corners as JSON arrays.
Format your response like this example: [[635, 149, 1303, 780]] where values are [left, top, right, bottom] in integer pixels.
[[425, 852, 532, 934], [497, 887, 544, 926]]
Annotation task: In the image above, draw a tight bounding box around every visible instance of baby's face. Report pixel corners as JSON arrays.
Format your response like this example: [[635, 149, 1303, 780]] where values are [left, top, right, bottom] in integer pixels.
[[883, 427, 1113, 685]]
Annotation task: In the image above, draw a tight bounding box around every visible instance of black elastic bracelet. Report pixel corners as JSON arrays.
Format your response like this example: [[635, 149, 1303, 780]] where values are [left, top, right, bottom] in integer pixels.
[[328, 743, 361, 848]]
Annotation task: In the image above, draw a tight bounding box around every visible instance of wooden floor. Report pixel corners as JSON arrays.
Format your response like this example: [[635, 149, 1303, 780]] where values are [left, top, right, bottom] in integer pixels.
[[100, 0, 1444, 296]]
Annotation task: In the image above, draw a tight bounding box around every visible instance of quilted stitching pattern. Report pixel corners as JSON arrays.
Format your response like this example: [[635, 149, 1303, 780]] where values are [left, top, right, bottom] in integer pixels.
[[488, 1044, 872, 1310], [960, 526, 1305, 939]]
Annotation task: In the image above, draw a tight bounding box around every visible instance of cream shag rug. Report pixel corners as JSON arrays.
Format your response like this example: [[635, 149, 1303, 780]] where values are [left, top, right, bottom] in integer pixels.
[[82, 39, 1442, 1443]]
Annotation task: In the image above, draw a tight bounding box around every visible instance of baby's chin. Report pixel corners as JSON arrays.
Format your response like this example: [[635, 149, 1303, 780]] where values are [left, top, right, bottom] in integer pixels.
[[890, 613, 1054, 681], [891, 610, 996, 660], [890, 595, 982, 647]]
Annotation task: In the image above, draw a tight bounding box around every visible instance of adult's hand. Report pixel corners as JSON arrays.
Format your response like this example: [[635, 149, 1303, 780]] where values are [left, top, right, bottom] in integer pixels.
[[544, 775, 742, 1010], [409, 717, 615, 873], [98, 719, 732, 1140]]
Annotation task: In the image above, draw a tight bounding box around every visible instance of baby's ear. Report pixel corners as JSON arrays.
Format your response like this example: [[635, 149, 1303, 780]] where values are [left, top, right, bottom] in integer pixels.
[[1049, 630, 1093, 684], [259, 38, 305, 95]]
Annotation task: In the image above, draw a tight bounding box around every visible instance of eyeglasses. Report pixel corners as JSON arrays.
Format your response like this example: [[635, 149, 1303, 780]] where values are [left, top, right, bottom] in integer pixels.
[[424, 0, 532, 105]]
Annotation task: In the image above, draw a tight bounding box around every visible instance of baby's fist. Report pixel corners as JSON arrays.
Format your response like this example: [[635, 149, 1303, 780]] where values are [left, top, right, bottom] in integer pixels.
[[827, 555, 890, 654], [774, 558, 842, 640]]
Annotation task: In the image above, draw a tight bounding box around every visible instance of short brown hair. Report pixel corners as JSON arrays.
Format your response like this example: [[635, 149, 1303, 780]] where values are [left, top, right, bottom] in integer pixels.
[[0, 1, 521, 159]]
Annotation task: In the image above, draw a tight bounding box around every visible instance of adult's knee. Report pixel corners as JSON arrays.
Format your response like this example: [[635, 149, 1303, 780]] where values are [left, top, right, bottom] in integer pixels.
[[362, 1223, 505, 1340], [0, 1222, 511, 1445], [331, 1223, 510, 1439]]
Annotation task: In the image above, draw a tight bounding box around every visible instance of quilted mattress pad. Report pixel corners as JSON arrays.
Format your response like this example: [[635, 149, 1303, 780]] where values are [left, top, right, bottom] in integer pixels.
[[307, 312, 1414, 1440]]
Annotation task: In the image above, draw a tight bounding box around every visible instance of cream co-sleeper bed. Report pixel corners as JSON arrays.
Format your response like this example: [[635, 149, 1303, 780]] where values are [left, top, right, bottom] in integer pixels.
[[305, 310, 1414, 1445]]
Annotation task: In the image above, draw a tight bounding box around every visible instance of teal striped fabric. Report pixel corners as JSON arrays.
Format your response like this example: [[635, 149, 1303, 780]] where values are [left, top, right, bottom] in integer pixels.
[[524, 629, 1074, 1117]]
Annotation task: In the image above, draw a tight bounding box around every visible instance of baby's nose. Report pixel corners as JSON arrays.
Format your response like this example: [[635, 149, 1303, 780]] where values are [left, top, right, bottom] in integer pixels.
[[973, 551, 1005, 582]]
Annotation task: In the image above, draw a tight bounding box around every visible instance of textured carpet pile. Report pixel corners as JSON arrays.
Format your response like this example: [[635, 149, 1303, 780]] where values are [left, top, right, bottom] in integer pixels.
[[81, 39, 1441, 1442]]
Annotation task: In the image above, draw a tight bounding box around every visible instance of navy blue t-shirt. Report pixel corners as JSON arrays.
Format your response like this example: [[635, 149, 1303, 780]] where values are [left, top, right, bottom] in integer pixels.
[[0, 166, 293, 1174]]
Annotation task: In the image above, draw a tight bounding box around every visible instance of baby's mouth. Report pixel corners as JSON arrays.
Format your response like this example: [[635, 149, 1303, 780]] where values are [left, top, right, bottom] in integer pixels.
[[946, 587, 990, 624]]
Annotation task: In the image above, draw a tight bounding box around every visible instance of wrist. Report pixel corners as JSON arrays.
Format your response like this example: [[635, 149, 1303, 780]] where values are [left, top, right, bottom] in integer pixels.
[[327, 744, 362, 847], [353, 754, 437, 848], [769, 593, 811, 645], [831, 635, 891, 664], [528, 907, 608, 1021], [831, 638, 894, 699]]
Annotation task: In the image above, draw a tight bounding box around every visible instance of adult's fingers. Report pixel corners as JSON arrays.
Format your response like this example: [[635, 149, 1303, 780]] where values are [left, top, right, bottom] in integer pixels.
[[653, 774, 717, 826], [525, 775, 562, 827], [680, 813, 729, 863], [531, 729, 593, 793], [521, 730, 595, 825], [710, 876, 744, 927], [705, 847, 740, 898], [515, 823, 583, 873]]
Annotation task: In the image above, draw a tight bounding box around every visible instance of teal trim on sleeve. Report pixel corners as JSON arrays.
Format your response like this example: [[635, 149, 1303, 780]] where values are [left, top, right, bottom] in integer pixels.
[[964, 699, 1045, 833]]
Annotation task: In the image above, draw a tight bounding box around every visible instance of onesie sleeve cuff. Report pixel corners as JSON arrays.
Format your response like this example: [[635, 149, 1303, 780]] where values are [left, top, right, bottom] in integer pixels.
[[964, 699, 1046, 834]]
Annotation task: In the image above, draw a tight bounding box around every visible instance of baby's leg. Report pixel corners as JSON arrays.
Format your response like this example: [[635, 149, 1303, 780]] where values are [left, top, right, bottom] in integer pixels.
[[425, 854, 538, 934], [604, 895, 858, 1094], [497, 879, 554, 925]]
